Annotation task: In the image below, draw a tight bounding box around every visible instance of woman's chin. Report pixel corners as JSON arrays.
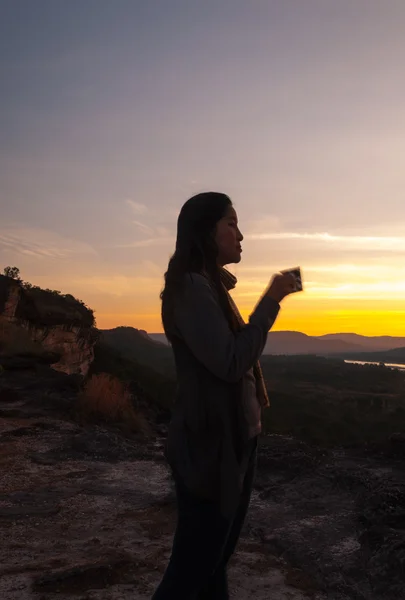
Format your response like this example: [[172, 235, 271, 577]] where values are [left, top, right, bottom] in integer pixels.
[[221, 252, 242, 266]]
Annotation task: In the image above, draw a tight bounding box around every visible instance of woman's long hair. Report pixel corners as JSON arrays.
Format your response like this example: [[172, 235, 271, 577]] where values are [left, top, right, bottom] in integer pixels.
[[161, 192, 237, 339]]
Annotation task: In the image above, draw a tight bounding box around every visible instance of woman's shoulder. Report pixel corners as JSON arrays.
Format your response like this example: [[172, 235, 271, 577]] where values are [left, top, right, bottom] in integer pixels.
[[176, 272, 217, 302], [183, 271, 211, 288]]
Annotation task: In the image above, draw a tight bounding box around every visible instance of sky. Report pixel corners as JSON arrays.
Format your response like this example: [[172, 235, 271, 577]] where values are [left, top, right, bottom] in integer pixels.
[[2, 0, 405, 336]]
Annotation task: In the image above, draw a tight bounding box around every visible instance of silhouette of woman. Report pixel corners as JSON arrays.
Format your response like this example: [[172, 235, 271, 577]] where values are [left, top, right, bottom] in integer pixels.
[[152, 192, 295, 599]]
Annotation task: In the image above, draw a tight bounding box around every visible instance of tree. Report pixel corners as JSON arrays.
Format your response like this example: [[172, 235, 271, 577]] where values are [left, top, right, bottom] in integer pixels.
[[3, 266, 21, 280]]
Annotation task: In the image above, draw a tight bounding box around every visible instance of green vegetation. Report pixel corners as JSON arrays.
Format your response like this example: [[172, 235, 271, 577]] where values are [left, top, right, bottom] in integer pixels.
[[1, 267, 95, 327], [261, 355, 405, 445], [90, 341, 176, 414], [3, 266, 20, 280], [94, 337, 405, 445], [100, 326, 175, 378], [332, 347, 405, 363], [24, 285, 95, 327]]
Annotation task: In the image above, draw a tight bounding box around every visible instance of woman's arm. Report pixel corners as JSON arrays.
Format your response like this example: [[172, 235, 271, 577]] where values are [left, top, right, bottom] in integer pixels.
[[173, 273, 280, 382]]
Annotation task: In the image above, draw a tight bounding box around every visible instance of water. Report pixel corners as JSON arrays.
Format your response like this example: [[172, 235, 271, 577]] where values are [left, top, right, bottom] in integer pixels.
[[344, 359, 405, 372]]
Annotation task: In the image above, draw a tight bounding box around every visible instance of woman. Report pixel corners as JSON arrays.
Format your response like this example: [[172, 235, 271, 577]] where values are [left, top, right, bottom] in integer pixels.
[[153, 192, 295, 599]]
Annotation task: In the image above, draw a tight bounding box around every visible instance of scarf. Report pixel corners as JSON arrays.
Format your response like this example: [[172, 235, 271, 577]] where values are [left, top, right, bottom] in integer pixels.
[[219, 268, 270, 409]]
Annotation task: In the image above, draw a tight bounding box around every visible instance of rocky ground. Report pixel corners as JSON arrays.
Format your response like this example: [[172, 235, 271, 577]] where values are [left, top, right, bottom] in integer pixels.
[[1, 365, 404, 600]]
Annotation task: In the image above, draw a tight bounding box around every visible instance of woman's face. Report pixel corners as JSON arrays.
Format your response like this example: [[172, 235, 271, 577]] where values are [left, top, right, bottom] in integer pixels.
[[215, 206, 243, 266]]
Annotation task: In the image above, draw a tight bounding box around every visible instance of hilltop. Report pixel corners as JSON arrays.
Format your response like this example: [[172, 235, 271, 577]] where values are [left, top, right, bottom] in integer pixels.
[[0, 271, 97, 375], [149, 330, 405, 355], [0, 270, 95, 328], [100, 326, 175, 378], [333, 345, 405, 364]]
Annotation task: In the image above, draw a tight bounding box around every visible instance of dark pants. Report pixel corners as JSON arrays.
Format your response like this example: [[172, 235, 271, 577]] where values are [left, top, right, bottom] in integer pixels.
[[152, 437, 257, 600]]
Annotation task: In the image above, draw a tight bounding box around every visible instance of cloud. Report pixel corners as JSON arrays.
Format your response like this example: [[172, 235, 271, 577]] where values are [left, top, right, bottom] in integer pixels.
[[115, 226, 405, 254], [307, 280, 405, 299], [116, 236, 174, 249], [237, 263, 397, 275], [141, 260, 163, 276], [126, 199, 148, 215], [243, 214, 282, 234], [245, 231, 405, 252], [72, 274, 161, 297], [121, 197, 176, 248], [116, 204, 174, 247], [0, 227, 97, 260], [132, 220, 154, 235]]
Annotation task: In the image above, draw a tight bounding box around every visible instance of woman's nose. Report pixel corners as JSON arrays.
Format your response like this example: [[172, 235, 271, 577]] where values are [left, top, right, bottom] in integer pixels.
[[237, 228, 243, 241]]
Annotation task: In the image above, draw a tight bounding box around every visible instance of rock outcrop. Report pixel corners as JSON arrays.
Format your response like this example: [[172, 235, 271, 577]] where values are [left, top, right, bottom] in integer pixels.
[[0, 275, 98, 376]]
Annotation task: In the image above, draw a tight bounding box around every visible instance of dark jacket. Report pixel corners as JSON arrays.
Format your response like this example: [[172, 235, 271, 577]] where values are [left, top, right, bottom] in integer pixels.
[[164, 272, 280, 516]]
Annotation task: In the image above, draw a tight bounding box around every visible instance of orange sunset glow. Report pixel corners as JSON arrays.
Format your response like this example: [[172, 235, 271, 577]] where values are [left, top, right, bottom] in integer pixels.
[[2, 2, 405, 337]]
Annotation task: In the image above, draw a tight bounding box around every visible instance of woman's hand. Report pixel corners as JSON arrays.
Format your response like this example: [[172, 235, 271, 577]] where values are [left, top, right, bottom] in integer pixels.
[[266, 273, 297, 303]]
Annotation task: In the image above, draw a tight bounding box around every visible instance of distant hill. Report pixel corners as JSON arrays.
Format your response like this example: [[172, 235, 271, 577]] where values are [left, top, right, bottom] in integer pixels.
[[336, 346, 405, 364], [100, 326, 175, 377], [148, 333, 170, 346], [148, 330, 405, 356], [318, 333, 405, 351], [258, 353, 405, 445], [263, 331, 367, 355]]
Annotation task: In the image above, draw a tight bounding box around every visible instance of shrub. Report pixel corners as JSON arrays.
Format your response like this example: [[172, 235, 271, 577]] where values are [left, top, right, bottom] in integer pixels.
[[76, 373, 149, 434], [90, 341, 175, 413]]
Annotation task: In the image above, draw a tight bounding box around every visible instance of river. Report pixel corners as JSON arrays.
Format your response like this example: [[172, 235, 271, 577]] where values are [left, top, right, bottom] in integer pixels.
[[344, 359, 405, 371]]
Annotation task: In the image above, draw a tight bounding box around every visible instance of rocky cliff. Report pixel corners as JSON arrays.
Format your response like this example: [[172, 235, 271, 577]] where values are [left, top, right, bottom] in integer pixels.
[[0, 275, 98, 376]]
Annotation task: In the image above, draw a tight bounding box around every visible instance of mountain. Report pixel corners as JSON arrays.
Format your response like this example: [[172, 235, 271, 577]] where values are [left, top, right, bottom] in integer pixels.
[[336, 345, 405, 364], [317, 333, 405, 351], [149, 330, 368, 354], [263, 331, 369, 355], [148, 333, 170, 346], [148, 330, 405, 356], [100, 326, 175, 377]]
